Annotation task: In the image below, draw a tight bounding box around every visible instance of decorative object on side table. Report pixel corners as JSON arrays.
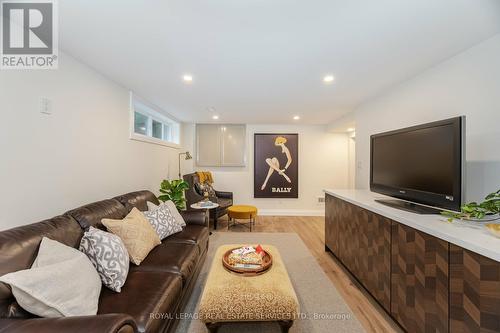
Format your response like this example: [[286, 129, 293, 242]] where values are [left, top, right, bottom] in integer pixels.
[[158, 179, 189, 210]]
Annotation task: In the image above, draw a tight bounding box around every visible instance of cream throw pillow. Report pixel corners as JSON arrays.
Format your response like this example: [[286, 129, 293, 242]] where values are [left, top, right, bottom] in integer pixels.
[[102, 207, 161, 265], [0, 237, 101, 317]]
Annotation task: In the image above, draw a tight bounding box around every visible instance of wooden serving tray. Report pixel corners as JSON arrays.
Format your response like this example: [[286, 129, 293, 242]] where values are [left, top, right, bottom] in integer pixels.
[[222, 247, 273, 276]]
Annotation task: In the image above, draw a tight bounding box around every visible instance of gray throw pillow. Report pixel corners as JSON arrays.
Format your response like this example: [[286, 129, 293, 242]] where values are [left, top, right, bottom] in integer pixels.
[[147, 201, 186, 228], [79, 227, 129, 292], [143, 203, 183, 240]]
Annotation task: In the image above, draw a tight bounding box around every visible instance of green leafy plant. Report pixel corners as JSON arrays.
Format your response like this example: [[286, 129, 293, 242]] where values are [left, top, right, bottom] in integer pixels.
[[158, 179, 189, 211], [441, 189, 500, 222]]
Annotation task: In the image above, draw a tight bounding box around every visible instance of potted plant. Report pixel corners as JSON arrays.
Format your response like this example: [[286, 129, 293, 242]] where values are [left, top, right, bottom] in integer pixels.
[[441, 189, 500, 222], [158, 179, 189, 211]]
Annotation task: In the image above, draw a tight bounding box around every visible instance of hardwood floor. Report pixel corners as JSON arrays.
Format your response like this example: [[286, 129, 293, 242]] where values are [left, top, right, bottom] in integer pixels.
[[213, 215, 402, 333]]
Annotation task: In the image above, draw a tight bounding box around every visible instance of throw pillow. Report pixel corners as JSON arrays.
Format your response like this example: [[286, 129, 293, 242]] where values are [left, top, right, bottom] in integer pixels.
[[164, 200, 186, 227], [0, 237, 101, 317], [147, 201, 186, 228], [143, 202, 183, 240], [102, 207, 161, 265], [146, 201, 158, 211], [79, 227, 129, 292], [195, 181, 216, 197]]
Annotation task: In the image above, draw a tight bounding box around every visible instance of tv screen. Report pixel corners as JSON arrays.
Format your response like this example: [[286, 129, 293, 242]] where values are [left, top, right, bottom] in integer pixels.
[[370, 117, 464, 212]]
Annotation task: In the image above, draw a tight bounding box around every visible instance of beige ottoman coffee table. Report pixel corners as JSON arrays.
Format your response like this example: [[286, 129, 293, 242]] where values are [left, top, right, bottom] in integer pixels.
[[199, 244, 299, 333]]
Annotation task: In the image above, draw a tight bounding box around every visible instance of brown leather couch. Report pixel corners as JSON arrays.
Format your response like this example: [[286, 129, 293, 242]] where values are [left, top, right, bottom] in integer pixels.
[[183, 173, 233, 230], [0, 190, 208, 333]]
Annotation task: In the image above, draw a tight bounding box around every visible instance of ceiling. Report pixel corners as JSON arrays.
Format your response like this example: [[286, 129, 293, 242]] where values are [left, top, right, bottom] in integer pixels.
[[59, 0, 500, 124]]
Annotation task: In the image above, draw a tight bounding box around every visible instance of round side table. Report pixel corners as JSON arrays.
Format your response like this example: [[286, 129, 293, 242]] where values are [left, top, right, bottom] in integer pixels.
[[191, 202, 219, 233]]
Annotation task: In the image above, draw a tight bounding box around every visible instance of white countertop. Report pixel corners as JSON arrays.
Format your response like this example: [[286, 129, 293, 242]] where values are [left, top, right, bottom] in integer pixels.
[[324, 189, 500, 262]]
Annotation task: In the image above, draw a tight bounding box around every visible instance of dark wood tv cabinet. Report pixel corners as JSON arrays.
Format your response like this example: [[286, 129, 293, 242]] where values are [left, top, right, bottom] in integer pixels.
[[325, 190, 500, 333]]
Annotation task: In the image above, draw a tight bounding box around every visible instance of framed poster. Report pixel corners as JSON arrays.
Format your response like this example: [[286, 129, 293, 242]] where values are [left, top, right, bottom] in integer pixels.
[[254, 133, 298, 198]]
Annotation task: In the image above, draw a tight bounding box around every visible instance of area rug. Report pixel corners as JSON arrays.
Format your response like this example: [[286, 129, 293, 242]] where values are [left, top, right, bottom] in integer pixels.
[[176, 232, 365, 333]]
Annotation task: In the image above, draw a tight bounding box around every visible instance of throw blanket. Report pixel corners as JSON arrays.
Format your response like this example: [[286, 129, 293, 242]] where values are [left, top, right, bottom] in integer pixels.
[[196, 171, 214, 184]]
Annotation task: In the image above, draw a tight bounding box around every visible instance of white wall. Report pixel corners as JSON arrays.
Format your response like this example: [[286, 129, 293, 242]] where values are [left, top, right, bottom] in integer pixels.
[[0, 52, 180, 230], [350, 34, 500, 201], [182, 124, 350, 216]]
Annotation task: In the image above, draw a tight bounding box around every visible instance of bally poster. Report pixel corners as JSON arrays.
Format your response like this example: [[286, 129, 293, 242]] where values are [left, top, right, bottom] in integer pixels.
[[254, 133, 298, 198]]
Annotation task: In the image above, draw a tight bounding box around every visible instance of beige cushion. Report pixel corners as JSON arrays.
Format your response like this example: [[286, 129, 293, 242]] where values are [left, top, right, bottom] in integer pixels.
[[102, 207, 161, 265], [0, 237, 101, 317]]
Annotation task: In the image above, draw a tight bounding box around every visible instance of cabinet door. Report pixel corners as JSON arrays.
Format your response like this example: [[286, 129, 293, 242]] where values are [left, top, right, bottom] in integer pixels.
[[391, 222, 449, 333], [196, 124, 222, 166], [357, 210, 391, 311], [221, 124, 246, 166], [450, 244, 500, 333], [336, 198, 359, 275], [325, 194, 339, 255]]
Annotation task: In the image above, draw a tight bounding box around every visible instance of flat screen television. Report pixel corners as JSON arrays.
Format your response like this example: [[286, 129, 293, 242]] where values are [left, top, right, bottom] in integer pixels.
[[370, 117, 465, 213]]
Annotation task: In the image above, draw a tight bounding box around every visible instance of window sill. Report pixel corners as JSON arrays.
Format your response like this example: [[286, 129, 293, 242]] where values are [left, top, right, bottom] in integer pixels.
[[130, 133, 180, 149]]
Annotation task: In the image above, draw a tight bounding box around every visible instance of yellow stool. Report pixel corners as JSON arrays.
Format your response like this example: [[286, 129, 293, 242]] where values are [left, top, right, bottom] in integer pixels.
[[227, 205, 258, 231]]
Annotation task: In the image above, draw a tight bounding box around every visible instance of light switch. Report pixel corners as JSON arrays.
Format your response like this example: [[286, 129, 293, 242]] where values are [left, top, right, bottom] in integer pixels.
[[40, 97, 51, 115]]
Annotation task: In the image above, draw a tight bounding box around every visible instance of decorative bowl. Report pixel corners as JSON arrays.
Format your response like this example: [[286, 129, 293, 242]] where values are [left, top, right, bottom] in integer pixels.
[[222, 247, 272, 276], [485, 223, 500, 238]]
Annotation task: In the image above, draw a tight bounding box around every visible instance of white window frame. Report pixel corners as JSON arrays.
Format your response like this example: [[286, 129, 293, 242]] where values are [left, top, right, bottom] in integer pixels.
[[129, 92, 181, 148]]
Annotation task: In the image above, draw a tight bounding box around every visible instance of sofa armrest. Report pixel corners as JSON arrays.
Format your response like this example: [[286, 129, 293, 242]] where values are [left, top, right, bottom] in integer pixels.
[[0, 314, 137, 333], [180, 210, 206, 226], [215, 190, 233, 200]]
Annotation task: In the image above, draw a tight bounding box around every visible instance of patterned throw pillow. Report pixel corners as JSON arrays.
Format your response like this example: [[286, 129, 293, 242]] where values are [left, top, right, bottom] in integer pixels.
[[79, 227, 129, 292], [195, 182, 216, 197], [164, 200, 186, 227], [147, 201, 186, 228], [102, 208, 161, 265], [143, 202, 183, 240]]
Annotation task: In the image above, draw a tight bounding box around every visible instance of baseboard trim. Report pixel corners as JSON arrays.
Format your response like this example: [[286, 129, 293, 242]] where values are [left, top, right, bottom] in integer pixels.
[[258, 209, 325, 217]]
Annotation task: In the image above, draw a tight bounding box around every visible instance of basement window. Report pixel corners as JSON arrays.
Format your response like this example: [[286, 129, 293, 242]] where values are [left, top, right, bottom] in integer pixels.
[[130, 93, 180, 147]]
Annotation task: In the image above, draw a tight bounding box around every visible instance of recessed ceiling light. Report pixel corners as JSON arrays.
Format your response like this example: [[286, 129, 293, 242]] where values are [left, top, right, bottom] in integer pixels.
[[323, 75, 334, 83], [347, 127, 355, 132], [212, 115, 219, 120], [293, 116, 300, 120], [183, 74, 193, 82]]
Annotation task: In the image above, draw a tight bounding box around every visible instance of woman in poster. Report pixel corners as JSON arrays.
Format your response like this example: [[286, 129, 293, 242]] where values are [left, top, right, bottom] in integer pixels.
[[261, 136, 293, 190]]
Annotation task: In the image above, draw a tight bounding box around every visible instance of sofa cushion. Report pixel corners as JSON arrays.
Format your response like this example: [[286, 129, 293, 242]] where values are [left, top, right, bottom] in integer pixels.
[[113, 191, 160, 212], [167, 224, 209, 255], [0, 238, 101, 318], [79, 227, 129, 292], [143, 204, 183, 240], [147, 201, 186, 228], [130, 242, 198, 285], [102, 208, 161, 265], [0, 215, 83, 315], [66, 199, 128, 230], [98, 271, 182, 333]]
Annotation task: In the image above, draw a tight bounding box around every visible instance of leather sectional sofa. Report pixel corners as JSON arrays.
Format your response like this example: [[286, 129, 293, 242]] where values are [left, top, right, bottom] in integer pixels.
[[0, 190, 209, 333]]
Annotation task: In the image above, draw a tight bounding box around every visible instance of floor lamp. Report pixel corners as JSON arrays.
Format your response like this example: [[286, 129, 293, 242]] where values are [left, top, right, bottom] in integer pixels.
[[178, 151, 192, 178]]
